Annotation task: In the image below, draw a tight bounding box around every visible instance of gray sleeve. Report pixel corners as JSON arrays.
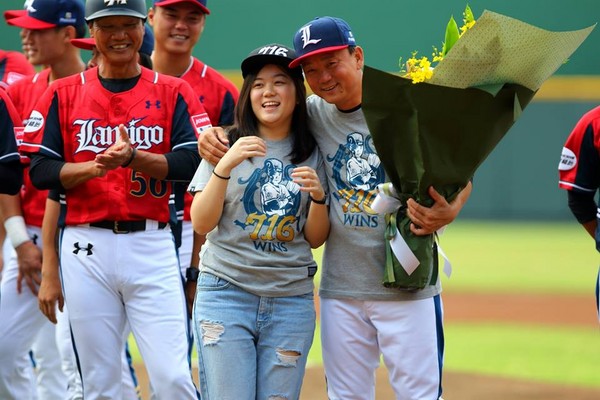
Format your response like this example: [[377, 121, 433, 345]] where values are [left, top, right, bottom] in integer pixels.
[[187, 159, 213, 194]]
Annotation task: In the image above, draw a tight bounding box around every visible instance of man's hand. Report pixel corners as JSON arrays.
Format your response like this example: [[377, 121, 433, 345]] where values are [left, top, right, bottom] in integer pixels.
[[406, 183, 472, 236], [95, 124, 132, 170], [16, 241, 42, 295], [198, 127, 229, 166], [38, 269, 64, 324]]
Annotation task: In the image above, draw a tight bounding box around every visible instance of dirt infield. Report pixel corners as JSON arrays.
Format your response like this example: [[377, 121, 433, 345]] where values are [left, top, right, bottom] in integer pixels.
[[134, 292, 599, 399], [299, 367, 600, 400]]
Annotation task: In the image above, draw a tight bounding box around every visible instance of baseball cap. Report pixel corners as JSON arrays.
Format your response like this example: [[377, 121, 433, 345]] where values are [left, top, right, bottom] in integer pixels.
[[6, 0, 85, 30], [71, 24, 155, 55], [153, 0, 210, 15], [241, 43, 302, 79], [289, 16, 356, 68], [69, 37, 95, 51], [3, 10, 26, 21], [3, 1, 32, 22]]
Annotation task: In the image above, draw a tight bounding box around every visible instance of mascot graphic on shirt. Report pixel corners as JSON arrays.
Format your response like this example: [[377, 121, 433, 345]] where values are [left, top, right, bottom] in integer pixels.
[[235, 158, 301, 252], [328, 131, 385, 228]]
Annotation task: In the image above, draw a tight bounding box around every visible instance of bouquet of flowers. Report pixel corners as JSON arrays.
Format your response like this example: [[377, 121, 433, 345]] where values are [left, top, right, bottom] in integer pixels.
[[363, 7, 594, 289], [402, 5, 476, 83]]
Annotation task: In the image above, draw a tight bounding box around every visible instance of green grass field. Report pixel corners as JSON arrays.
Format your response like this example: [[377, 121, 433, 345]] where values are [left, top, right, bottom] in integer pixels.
[[438, 220, 598, 294], [438, 221, 600, 388], [130, 220, 600, 388]]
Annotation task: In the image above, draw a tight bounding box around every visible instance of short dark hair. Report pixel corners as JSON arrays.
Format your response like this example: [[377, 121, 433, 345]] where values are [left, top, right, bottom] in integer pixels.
[[58, 24, 87, 39], [138, 52, 153, 69]]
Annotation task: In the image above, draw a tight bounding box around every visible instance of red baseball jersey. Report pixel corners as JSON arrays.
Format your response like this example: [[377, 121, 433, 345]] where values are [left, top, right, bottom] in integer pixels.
[[182, 58, 239, 126], [21, 67, 212, 226], [559, 106, 600, 194], [180, 57, 240, 221], [7, 69, 52, 227], [0, 49, 34, 89]]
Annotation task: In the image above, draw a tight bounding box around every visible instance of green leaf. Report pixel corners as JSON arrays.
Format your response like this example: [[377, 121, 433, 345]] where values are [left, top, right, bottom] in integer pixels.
[[464, 4, 475, 24], [442, 15, 460, 56]]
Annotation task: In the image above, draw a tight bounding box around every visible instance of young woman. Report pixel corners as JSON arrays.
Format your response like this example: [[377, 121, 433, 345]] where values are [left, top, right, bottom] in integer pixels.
[[189, 43, 329, 399]]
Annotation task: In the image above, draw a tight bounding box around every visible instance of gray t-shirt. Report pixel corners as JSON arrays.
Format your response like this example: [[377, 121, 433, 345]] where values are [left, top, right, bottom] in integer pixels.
[[307, 94, 441, 301], [188, 135, 326, 297]]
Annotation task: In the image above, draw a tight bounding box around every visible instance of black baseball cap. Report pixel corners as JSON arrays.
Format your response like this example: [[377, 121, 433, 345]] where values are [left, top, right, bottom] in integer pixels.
[[241, 43, 302, 79]]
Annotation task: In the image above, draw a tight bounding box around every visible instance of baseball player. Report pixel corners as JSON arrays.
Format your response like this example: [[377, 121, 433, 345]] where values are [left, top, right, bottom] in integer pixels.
[[0, 89, 23, 195], [148, 0, 239, 305], [148, 1, 240, 372], [0, 1, 88, 398], [558, 107, 600, 322], [0, 49, 35, 89], [3, 1, 140, 399], [21, 0, 209, 397]]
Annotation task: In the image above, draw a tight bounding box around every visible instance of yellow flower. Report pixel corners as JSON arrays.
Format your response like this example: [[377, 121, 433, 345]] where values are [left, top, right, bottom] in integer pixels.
[[401, 4, 476, 83]]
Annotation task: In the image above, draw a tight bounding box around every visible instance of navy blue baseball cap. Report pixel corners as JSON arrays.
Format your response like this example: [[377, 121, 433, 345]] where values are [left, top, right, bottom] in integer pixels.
[[153, 0, 210, 15], [241, 43, 302, 80], [289, 16, 356, 68], [7, 0, 85, 30]]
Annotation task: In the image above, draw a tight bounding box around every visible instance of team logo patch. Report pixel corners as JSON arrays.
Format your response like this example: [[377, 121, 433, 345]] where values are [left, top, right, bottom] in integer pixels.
[[13, 127, 24, 146], [59, 12, 77, 25], [300, 25, 322, 48], [104, 0, 127, 6], [257, 45, 289, 57], [191, 113, 212, 134], [73, 117, 164, 154], [6, 72, 25, 85], [24, 110, 44, 133], [558, 147, 577, 171], [73, 242, 94, 256]]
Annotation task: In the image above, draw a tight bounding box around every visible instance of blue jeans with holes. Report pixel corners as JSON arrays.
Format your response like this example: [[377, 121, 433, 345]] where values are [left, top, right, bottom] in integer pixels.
[[193, 271, 316, 400]]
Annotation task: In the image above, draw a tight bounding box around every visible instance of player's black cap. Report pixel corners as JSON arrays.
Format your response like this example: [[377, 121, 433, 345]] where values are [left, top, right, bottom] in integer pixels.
[[85, 0, 147, 22], [241, 44, 302, 80]]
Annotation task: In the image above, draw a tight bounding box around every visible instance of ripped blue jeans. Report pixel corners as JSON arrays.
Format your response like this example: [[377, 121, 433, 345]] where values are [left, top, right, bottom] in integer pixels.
[[193, 272, 316, 400]]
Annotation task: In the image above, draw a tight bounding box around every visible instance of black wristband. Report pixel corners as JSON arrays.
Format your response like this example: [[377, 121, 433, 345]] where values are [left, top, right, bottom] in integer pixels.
[[309, 194, 327, 204], [186, 267, 200, 282], [212, 170, 231, 180], [121, 147, 137, 168]]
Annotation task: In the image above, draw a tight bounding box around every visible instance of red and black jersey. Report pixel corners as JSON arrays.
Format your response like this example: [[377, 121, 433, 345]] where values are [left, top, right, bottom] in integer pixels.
[[559, 106, 600, 194], [6, 69, 52, 227], [0, 89, 23, 195], [0, 49, 34, 89], [0, 88, 22, 164], [182, 58, 239, 126], [22, 67, 212, 226]]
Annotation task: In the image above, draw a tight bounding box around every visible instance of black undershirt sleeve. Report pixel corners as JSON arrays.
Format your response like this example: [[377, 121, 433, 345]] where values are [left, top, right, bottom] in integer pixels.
[[29, 155, 66, 190], [0, 162, 23, 195], [218, 91, 236, 126], [164, 149, 201, 182], [567, 190, 597, 224]]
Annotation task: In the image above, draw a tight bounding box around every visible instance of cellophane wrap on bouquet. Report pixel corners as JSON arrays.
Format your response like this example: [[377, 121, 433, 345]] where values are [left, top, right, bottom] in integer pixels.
[[363, 10, 594, 289]]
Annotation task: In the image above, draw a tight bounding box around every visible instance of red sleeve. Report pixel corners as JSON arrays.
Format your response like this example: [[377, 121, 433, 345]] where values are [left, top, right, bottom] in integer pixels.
[[559, 106, 600, 193]]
